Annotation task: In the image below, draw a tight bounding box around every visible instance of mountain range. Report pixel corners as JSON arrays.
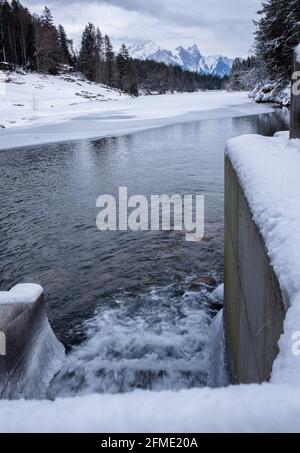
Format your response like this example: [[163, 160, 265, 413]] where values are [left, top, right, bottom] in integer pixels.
[[128, 42, 233, 78]]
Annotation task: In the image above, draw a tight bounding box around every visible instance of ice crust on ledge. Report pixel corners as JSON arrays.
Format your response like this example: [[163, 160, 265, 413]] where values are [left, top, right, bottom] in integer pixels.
[[0, 283, 65, 399], [0, 284, 43, 305]]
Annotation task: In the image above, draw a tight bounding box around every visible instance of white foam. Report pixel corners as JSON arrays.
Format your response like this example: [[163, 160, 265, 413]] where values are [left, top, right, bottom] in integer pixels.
[[49, 284, 216, 397]]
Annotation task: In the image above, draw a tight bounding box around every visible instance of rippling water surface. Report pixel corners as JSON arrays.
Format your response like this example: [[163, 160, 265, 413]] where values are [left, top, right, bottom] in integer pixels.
[[0, 109, 289, 395]]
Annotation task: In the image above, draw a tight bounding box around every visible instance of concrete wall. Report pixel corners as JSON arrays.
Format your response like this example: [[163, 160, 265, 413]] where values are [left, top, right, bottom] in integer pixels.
[[0, 285, 64, 399], [224, 156, 287, 384]]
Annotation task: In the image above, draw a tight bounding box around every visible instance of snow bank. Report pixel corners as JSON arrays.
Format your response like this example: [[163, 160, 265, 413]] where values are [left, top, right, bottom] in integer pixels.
[[0, 71, 127, 131], [0, 283, 43, 305], [0, 384, 300, 433], [0, 70, 273, 150], [250, 81, 290, 106], [226, 133, 300, 385]]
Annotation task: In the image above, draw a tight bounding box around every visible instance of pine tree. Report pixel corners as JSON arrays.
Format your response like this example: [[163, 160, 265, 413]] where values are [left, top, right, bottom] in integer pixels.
[[95, 27, 104, 83], [40, 6, 53, 27], [0, 0, 35, 68], [79, 22, 97, 80], [58, 24, 73, 66], [117, 43, 138, 95], [34, 6, 62, 73], [0, 1, 13, 63], [104, 34, 115, 86], [11, 0, 35, 67], [285, 0, 300, 67], [254, 0, 300, 81]]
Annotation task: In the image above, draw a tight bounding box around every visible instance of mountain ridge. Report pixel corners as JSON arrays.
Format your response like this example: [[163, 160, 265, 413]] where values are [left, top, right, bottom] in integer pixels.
[[128, 41, 233, 78]]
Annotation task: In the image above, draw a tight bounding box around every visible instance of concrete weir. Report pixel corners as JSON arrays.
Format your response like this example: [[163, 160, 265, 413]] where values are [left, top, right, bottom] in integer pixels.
[[224, 156, 287, 384], [0, 284, 64, 399]]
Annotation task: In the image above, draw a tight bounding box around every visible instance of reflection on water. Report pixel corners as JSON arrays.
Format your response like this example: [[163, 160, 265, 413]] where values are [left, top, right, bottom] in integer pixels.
[[0, 109, 289, 395]]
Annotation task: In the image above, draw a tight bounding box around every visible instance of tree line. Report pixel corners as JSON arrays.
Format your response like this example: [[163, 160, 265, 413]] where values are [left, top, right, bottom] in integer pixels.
[[0, 0, 224, 96], [254, 0, 300, 82], [228, 0, 300, 91]]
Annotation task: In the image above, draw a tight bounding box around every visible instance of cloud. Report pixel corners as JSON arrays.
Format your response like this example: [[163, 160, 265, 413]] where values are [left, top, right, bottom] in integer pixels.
[[22, 0, 263, 57], [101, 0, 166, 16]]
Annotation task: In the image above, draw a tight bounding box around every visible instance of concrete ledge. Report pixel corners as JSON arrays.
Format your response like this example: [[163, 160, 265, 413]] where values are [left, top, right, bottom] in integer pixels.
[[0, 284, 64, 399], [224, 156, 286, 384]]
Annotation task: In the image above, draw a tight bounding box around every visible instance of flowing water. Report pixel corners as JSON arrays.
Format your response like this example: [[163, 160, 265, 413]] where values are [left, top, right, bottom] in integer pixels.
[[0, 108, 289, 397]]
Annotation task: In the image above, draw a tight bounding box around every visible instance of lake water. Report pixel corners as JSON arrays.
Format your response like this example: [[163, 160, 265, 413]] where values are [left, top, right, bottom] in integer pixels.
[[0, 108, 289, 397]]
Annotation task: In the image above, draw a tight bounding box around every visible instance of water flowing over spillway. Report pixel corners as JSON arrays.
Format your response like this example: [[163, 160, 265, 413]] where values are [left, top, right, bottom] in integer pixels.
[[0, 110, 289, 398], [48, 280, 221, 397]]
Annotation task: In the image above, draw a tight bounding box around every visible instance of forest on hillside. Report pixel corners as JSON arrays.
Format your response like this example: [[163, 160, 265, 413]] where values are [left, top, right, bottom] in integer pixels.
[[0, 0, 224, 95], [228, 0, 300, 99]]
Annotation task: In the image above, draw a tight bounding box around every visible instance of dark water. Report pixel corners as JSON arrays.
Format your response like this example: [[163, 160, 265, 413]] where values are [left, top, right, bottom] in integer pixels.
[[0, 108, 289, 396]]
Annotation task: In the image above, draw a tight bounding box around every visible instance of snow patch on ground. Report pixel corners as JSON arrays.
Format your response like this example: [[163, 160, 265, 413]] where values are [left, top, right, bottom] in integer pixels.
[[0, 71, 127, 130]]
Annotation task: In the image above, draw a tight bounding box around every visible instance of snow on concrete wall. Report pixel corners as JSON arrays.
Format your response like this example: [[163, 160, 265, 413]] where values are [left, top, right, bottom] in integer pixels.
[[226, 132, 300, 385]]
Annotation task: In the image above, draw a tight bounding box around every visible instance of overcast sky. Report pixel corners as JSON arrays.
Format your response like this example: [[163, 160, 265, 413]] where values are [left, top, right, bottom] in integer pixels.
[[23, 0, 263, 57]]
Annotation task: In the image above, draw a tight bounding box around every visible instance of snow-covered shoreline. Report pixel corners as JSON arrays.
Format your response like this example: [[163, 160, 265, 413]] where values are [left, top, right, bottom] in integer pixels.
[[0, 71, 274, 151], [250, 81, 291, 107]]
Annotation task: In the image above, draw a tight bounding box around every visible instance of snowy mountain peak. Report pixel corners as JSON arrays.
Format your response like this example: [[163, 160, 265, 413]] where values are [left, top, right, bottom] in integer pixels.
[[128, 41, 161, 60], [129, 42, 233, 77], [188, 44, 202, 56]]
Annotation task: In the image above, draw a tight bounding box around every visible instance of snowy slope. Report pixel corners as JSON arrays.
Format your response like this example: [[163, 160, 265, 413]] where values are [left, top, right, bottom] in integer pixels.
[[128, 41, 233, 77], [0, 70, 128, 130]]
